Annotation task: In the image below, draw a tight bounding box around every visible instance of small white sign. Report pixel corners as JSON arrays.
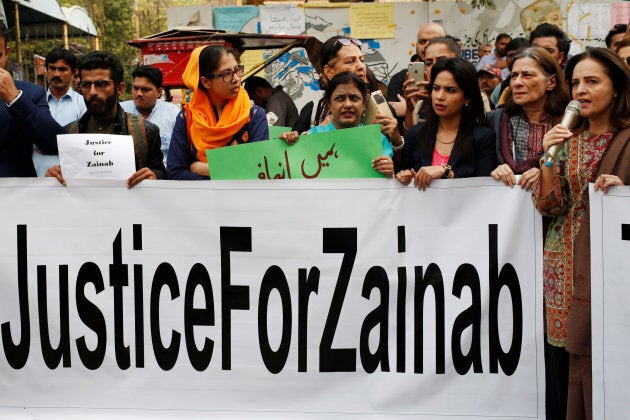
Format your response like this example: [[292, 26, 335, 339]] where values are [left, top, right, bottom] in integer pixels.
[[260, 4, 305, 36], [57, 133, 136, 180]]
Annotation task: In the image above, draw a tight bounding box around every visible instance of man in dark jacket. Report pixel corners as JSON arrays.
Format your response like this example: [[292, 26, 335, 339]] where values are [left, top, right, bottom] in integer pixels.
[[244, 76, 298, 128], [0, 32, 64, 177], [46, 51, 165, 188]]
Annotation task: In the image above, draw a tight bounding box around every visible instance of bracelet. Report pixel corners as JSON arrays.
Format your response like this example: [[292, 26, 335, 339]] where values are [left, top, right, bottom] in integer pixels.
[[392, 136, 405, 151]]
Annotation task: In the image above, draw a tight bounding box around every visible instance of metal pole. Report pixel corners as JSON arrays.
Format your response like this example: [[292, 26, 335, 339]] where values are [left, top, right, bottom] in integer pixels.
[[13, 2, 21, 66], [63, 22, 68, 49], [134, 0, 141, 62], [134, 0, 140, 39], [242, 41, 300, 78]]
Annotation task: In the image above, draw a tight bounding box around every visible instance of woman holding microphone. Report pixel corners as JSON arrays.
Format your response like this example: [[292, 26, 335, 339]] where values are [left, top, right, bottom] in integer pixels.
[[533, 47, 630, 419]]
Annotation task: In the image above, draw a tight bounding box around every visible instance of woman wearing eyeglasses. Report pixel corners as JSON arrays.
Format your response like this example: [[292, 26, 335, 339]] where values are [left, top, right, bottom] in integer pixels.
[[314, 36, 369, 125], [167, 45, 269, 180]]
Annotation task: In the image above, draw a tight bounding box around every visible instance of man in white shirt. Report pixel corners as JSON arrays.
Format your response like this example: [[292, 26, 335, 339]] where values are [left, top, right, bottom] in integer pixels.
[[33, 47, 86, 176], [120, 66, 180, 165]]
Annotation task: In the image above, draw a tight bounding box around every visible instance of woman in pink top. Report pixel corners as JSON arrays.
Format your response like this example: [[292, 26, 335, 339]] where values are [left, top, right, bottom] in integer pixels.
[[395, 57, 496, 190]]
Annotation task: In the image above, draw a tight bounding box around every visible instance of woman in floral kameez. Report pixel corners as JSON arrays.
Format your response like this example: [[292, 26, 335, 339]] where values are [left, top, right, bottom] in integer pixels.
[[533, 47, 630, 420]]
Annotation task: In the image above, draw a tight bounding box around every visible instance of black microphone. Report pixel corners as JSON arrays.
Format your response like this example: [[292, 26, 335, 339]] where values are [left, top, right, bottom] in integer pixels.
[[545, 100, 582, 167]]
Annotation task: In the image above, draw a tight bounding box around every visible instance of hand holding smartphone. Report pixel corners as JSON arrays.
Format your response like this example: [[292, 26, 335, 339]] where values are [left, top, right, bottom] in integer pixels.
[[363, 90, 393, 125], [408, 62, 425, 82]]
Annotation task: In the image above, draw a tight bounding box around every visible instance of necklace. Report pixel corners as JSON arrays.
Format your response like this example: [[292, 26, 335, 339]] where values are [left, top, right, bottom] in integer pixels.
[[436, 136, 456, 144]]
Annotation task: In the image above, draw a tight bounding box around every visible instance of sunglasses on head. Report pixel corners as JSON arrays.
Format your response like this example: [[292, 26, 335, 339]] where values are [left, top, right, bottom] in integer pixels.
[[336, 38, 362, 47]]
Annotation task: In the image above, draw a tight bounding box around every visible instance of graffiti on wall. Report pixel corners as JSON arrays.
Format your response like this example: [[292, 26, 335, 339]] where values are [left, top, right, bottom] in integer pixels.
[[230, 0, 624, 108], [265, 49, 320, 98]]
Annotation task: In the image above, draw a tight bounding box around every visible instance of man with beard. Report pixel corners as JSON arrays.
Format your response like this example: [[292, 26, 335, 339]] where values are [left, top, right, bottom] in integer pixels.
[[120, 65, 180, 165], [476, 33, 512, 71], [45, 51, 165, 188], [32, 47, 87, 176], [0, 32, 64, 177]]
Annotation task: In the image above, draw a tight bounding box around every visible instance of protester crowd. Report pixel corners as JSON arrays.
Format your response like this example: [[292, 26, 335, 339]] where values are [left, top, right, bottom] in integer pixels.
[[1, 17, 630, 420]]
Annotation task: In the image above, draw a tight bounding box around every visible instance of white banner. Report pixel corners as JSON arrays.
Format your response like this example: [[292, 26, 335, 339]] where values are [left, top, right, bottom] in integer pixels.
[[591, 186, 630, 420], [0, 178, 544, 419]]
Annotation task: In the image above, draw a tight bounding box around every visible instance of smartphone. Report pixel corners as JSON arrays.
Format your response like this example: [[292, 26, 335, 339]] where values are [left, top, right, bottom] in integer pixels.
[[408, 62, 425, 82], [363, 90, 393, 125]]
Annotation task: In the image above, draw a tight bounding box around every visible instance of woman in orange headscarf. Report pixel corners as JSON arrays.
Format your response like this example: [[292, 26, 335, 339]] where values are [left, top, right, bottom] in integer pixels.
[[167, 45, 268, 179]]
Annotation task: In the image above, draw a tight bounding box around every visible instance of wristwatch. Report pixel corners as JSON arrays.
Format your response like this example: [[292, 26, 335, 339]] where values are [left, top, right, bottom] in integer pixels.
[[392, 136, 405, 151], [441, 164, 451, 179]]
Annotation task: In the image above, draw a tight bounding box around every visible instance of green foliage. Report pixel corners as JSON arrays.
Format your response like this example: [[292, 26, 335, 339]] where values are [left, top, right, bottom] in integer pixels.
[[54, 0, 203, 91], [469, 0, 497, 9], [55, 0, 133, 90]]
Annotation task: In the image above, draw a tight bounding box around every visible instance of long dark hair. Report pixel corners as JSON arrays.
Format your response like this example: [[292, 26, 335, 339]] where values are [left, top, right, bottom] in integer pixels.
[[565, 47, 630, 131], [416, 57, 487, 161]]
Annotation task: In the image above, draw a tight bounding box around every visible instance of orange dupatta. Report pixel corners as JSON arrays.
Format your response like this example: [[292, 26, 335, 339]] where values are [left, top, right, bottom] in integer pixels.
[[182, 46, 251, 162]]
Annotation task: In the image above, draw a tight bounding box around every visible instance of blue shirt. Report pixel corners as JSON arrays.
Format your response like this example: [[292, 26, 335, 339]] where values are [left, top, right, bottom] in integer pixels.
[[32, 87, 87, 177], [47, 87, 86, 126], [121, 99, 181, 165], [308, 122, 394, 157], [475, 52, 506, 71]]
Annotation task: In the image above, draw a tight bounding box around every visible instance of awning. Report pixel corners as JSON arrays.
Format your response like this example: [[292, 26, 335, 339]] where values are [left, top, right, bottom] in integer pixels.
[[2, 0, 97, 38], [0, 0, 7, 33], [128, 28, 316, 53], [62, 6, 97, 37], [128, 28, 322, 87]]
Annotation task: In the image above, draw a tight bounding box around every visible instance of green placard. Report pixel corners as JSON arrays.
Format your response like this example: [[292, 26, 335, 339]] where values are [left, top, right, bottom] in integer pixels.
[[207, 124, 385, 180], [268, 125, 292, 140]]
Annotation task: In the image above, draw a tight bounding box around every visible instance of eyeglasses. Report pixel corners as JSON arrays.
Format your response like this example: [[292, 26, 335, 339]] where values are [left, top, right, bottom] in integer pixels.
[[79, 80, 114, 90], [336, 38, 362, 47], [206, 65, 245, 82]]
